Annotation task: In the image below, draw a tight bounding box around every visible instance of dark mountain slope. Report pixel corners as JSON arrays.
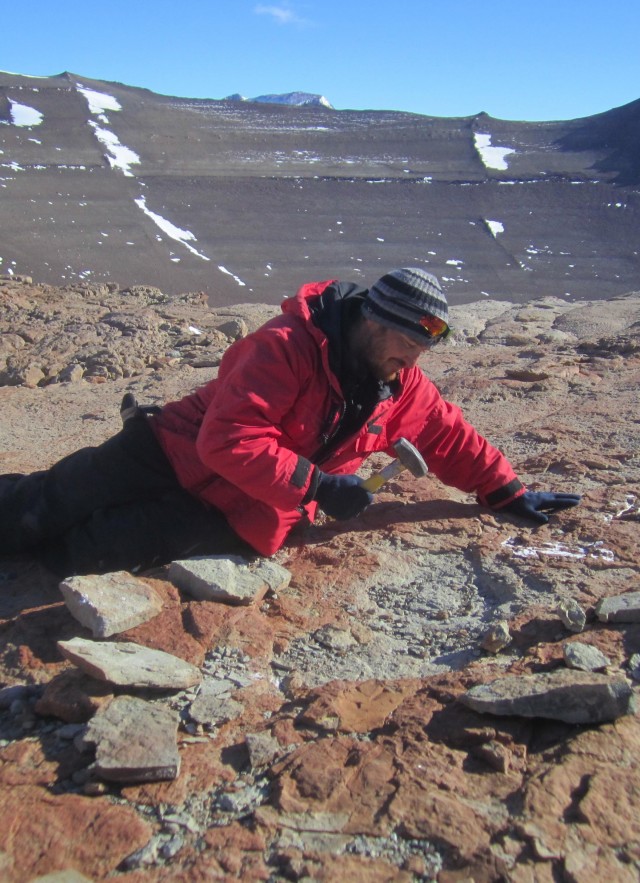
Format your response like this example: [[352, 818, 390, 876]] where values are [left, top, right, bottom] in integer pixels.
[[0, 71, 638, 305]]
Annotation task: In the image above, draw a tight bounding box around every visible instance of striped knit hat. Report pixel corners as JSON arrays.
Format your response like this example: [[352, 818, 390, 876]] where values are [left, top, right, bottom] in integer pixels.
[[363, 268, 449, 345]]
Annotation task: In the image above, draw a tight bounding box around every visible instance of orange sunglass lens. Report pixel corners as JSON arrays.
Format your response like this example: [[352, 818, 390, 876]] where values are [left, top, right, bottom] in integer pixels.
[[418, 315, 448, 338]]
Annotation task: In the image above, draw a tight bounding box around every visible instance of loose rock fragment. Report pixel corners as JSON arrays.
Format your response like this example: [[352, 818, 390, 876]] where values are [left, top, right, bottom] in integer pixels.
[[557, 598, 587, 633], [35, 668, 113, 723], [81, 695, 181, 782], [628, 653, 640, 680], [168, 555, 291, 604], [595, 591, 640, 623], [313, 624, 358, 653], [246, 731, 282, 768], [189, 682, 244, 727], [0, 684, 36, 709], [480, 621, 512, 654], [460, 669, 635, 724], [58, 637, 201, 689], [505, 367, 551, 382], [59, 571, 163, 637], [563, 642, 611, 672]]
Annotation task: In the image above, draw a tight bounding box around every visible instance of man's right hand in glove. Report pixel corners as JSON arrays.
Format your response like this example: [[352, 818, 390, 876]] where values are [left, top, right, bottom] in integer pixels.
[[314, 471, 373, 521]]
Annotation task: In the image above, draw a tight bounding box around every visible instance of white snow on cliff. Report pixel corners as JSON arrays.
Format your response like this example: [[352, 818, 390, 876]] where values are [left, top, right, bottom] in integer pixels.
[[226, 91, 333, 109], [134, 196, 210, 261], [8, 99, 44, 127], [474, 133, 515, 170]]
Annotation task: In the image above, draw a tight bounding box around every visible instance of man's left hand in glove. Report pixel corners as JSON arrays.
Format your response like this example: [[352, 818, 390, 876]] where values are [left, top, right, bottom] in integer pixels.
[[499, 490, 581, 525]]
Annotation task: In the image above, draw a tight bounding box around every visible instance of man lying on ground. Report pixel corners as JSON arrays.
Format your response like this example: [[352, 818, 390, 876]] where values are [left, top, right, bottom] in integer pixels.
[[0, 268, 580, 576]]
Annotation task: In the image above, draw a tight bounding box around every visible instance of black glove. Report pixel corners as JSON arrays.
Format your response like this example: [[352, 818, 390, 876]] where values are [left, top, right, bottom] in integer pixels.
[[314, 472, 373, 521], [500, 491, 581, 525]]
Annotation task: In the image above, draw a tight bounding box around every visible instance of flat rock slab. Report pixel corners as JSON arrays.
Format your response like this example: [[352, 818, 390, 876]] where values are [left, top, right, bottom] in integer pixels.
[[58, 637, 201, 690], [595, 591, 640, 623], [460, 669, 636, 724], [168, 555, 291, 604], [189, 681, 245, 726], [563, 642, 611, 672], [59, 571, 163, 637], [81, 695, 180, 782]]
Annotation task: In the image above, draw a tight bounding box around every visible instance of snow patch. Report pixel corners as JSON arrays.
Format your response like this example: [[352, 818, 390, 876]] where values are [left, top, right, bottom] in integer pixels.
[[134, 196, 210, 261], [8, 100, 43, 127], [77, 85, 121, 121], [502, 538, 614, 563], [474, 133, 515, 171], [218, 265, 246, 287], [89, 122, 140, 176], [485, 219, 504, 238]]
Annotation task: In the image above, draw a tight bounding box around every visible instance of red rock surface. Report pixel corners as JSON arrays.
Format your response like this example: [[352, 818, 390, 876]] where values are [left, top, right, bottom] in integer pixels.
[[1, 278, 639, 880]]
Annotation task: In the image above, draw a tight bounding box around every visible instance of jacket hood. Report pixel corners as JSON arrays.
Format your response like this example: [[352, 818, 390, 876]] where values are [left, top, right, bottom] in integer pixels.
[[283, 279, 368, 380]]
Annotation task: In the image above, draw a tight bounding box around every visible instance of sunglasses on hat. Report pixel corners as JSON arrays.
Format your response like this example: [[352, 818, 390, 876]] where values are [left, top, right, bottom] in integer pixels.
[[418, 314, 450, 341]]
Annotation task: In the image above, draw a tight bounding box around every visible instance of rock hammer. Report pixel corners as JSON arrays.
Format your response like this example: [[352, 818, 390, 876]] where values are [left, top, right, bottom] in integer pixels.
[[361, 437, 428, 493]]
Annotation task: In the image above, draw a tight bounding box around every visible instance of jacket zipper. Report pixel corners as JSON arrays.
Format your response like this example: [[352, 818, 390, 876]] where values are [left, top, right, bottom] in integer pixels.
[[311, 401, 346, 463]]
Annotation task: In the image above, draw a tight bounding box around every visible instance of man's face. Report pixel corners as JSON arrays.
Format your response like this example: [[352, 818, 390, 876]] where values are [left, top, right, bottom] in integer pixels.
[[362, 322, 430, 381]]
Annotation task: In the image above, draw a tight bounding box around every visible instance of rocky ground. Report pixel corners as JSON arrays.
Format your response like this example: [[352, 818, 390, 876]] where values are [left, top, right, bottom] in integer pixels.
[[0, 275, 639, 882]]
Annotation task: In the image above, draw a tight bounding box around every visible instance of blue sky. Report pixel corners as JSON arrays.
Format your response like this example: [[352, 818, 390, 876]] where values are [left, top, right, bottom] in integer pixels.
[[3, 0, 639, 121]]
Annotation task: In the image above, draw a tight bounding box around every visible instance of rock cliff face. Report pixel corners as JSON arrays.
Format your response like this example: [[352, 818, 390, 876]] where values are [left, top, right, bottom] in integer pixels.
[[1, 275, 639, 881]]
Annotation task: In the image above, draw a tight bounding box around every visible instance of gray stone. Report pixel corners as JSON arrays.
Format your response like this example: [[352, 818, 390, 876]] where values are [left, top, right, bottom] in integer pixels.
[[563, 642, 611, 672], [557, 598, 587, 633], [460, 669, 636, 724], [595, 591, 640, 623], [628, 653, 640, 680], [59, 571, 163, 637], [29, 872, 94, 883], [189, 682, 244, 726], [246, 731, 281, 768], [59, 363, 85, 383], [313, 624, 358, 652], [23, 364, 45, 387], [81, 695, 180, 782], [57, 637, 201, 690], [217, 782, 268, 814], [480, 621, 512, 654], [0, 684, 36, 709], [168, 555, 291, 605], [217, 317, 248, 340]]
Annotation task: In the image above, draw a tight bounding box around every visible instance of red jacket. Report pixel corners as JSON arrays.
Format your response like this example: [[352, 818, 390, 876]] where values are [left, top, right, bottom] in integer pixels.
[[150, 280, 524, 555]]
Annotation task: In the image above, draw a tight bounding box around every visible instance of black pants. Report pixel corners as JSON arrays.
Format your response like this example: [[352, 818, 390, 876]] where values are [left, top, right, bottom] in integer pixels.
[[0, 417, 247, 577]]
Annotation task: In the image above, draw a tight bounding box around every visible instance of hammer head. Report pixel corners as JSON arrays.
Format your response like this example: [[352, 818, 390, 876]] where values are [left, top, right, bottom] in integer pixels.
[[392, 438, 428, 478]]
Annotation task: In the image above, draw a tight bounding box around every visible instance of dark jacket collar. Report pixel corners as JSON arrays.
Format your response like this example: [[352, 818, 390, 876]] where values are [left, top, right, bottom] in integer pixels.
[[308, 281, 399, 401]]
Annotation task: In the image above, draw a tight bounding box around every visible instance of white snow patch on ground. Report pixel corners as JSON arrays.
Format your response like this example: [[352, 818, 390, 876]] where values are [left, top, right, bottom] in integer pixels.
[[88, 122, 140, 176], [78, 85, 140, 176], [218, 265, 246, 287], [485, 219, 504, 238], [77, 86, 122, 118], [8, 100, 44, 127], [474, 133, 515, 171], [134, 196, 210, 261], [502, 538, 614, 563]]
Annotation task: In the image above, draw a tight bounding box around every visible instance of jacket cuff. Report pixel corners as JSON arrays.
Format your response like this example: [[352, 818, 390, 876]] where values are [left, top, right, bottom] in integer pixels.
[[300, 465, 321, 505], [480, 479, 525, 509]]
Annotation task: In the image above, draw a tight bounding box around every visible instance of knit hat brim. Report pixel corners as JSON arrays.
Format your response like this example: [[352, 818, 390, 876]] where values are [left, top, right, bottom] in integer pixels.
[[363, 268, 449, 345]]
